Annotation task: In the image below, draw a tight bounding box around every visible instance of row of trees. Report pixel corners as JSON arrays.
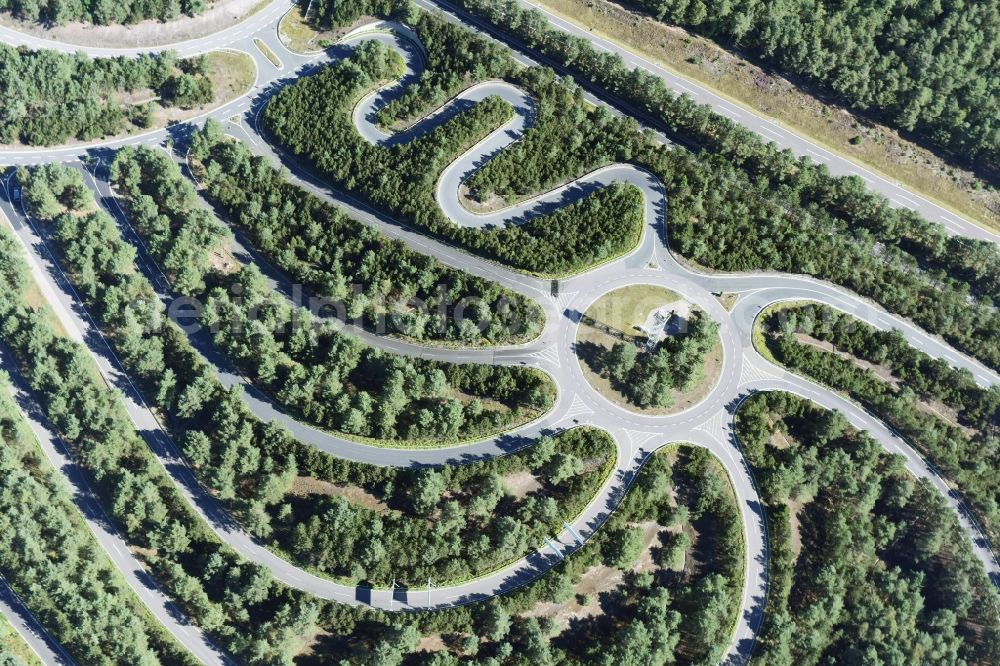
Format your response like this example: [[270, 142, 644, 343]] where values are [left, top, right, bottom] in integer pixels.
[[0, 373, 193, 663], [760, 303, 1000, 546], [374, 10, 515, 127], [320, 444, 743, 665], [1, 203, 751, 661], [588, 309, 718, 409], [280, 427, 615, 585], [442, 0, 1000, 371], [109, 144, 230, 294], [21, 161, 616, 592], [264, 34, 646, 276], [0, 188, 324, 663], [736, 392, 1000, 665], [0, 46, 213, 146], [189, 120, 545, 345], [628, 0, 1000, 171], [109, 147, 555, 444], [772, 303, 1000, 431], [202, 264, 554, 443], [0, 0, 207, 26]]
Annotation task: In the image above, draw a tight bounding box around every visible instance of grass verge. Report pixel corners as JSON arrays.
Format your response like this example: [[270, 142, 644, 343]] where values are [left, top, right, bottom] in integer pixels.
[[253, 38, 283, 68], [534, 0, 1000, 233], [0, 612, 43, 666], [204, 49, 257, 105]]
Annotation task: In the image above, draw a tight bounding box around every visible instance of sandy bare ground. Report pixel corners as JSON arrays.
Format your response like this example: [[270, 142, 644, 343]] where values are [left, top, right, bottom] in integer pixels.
[[501, 469, 542, 499], [0, 0, 272, 48], [289, 476, 389, 513]]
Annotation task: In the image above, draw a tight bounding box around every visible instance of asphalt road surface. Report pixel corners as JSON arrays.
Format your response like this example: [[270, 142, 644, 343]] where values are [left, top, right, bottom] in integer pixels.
[[0, 4, 996, 665]]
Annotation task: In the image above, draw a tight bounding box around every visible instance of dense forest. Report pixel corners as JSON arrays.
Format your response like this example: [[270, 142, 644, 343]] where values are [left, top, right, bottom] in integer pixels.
[[276, 427, 616, 586], [264, 29, 645, 276], [4, 162, 748, 662], [582, 309, 718, 409], [0, 195, 324, 663], [297, 444, 744, 665], [0, 46, 212, 146], [0, 0, 207, 25], [104, 149, 555, 444], [20, 163, 616, 590], [421, 0, 1000, 373], [4, 183, 746, 663], [736, 392, 1000, 664], [201, 265, 554, 443], [10, 162, 577, 662], [759, 302, 1000, 545], [626, 0, 1000, 172], [188, 121, 545, 346], [0, 370, 194, 665]]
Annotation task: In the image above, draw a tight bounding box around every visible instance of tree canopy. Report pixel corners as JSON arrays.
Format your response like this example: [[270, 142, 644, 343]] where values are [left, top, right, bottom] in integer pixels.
[[737, 391, 1000, 665], [0, 0, 207, 25], [0, 46, 212, 146], [627, 0, 1000, 172]]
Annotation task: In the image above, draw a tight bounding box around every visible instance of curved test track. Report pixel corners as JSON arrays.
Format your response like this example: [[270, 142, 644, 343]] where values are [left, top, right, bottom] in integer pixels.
[[0, 4, 997, 666]]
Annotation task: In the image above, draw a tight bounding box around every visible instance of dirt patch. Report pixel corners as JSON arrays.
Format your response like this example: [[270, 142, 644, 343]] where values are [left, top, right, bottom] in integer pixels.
[[522, 563, 622, 625], [786, 498, 805, 561], [296, 627, 332, 658], [921, 399, 966, 431], [415, 634, 447, 653], [680, 522, 702, 577], [574, 564, 624, 598], [289, 476, 388, 513], [458, 184, 516, 214], [769, 429, 793, 450], [632, 520, 664, 573], [502, 469, 542, 499], [209, 243, 241, 275], [521, 519, 677, 624], [204, 49, 258, 107], [279, 6, 376, 54], [0, 0, 272, 48], [766, 414, 796, 450]]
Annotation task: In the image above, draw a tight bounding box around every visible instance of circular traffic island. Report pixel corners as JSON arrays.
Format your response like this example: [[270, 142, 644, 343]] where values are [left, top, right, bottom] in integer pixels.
[[575, 284, 723, 415]]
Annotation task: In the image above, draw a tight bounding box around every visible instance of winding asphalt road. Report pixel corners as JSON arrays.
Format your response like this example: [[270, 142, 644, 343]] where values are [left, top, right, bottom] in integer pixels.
[[425, 0, 1000, 243], [0, 3, 997, 665]]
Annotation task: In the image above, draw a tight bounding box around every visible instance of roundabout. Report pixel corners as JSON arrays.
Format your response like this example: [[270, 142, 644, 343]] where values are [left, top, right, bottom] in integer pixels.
[[0, 2, 997, 665], [573, 283, 724, 416]]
